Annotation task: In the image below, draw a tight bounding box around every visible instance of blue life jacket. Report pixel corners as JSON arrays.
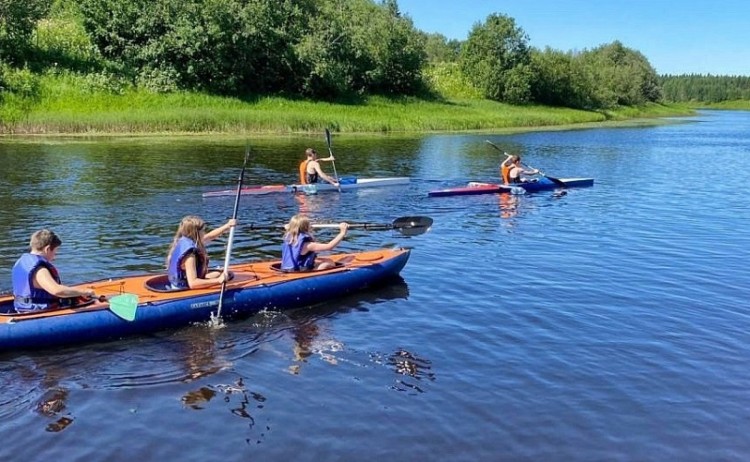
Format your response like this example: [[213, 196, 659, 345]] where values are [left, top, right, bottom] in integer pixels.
[[12, 253, 61, 312], [281, 232, 315, 271], [168, 237, 208, 289]]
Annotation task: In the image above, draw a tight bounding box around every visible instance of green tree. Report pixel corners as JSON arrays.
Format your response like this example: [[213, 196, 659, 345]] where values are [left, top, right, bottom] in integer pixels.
[[422, 33, 461, 63], [0, 0, 52, 63], [360, 1, 426, 95], [294, 0, 371, 98], [294, 0, 426, 98], [530, 48, 597, 109], [459, 13, 532, 104], [77, 0, 310, 94], [581, 41, 661, 107]]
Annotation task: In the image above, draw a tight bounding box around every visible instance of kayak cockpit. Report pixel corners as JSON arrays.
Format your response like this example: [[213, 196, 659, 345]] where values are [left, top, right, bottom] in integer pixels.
[[0, 296, 98, 316], [268, 261, 348, 273], [143, 271, 237, 293]]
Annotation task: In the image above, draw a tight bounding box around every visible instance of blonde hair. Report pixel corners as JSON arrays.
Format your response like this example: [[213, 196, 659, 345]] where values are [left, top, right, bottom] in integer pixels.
[[30, 229, 62, 251], [166, 215, 207, 268], [284, 214, 314, 245]]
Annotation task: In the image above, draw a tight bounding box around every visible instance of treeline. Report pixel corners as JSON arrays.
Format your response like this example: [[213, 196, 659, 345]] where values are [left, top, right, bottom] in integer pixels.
[[660, 75, 750, 103], [0, 0, 702, 113]]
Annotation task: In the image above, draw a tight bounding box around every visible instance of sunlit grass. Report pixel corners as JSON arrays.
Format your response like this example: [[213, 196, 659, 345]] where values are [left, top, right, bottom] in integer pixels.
[[1, 72, 695, 136]]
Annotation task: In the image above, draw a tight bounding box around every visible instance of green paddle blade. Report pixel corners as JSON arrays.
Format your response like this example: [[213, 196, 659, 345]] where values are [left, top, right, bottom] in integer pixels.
[[109, 293, 139, 321]]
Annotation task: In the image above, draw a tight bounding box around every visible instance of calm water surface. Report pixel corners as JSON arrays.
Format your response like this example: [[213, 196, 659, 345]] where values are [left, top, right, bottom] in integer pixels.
[[1, 110, 749, 461]]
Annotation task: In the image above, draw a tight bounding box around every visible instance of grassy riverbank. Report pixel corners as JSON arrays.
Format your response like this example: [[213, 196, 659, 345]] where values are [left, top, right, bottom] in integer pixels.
[[1, 72, 695, 136]]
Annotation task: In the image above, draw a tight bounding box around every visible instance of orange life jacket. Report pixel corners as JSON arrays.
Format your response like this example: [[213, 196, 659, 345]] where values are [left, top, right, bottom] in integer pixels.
[[299, 160, 310, 185], [501, 164, 512, 185]]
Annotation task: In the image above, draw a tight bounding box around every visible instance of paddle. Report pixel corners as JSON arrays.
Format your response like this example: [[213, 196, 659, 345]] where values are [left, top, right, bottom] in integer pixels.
[[108, 293, 138, 321], [216, 146, 251, 319], [324, 128, 341, 192], [246, 215, 433, 237], [485, 140, 566, 187], [68, 293, 139, 321], [9, 293, 139, 323]]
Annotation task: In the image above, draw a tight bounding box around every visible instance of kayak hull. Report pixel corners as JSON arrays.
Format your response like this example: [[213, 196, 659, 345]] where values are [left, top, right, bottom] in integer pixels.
[[203, 177, 410, 197], [0, 248, 410, 351], [428, 177, 594, 197]]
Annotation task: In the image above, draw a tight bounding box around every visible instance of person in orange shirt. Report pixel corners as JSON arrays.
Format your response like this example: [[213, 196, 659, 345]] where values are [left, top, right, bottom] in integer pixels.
[[299, 148, 339, 187], [500, 152, 515, 185], [506, 155, 539, 183]]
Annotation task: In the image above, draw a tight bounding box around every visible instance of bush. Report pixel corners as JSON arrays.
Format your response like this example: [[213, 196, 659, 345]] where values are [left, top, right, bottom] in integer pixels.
[[423, 63, 482, 100]]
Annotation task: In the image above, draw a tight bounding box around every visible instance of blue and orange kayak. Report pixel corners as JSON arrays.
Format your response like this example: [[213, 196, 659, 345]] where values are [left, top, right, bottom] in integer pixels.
[[0, 248, 410, 351]]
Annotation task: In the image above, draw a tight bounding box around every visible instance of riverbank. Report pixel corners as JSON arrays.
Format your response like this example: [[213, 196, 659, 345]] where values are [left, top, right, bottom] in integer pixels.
[[0, 73, 695, 136]]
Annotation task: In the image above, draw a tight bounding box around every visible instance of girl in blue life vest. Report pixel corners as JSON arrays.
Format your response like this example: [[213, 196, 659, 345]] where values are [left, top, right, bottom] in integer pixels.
[[281, 214, 349, 272], [166, 215, 236, 290], [12, 229, 96, 313]]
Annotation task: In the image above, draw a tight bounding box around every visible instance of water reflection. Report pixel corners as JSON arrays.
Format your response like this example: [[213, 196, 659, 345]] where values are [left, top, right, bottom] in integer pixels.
[[37, 388, 74, 432], [386, 349, 436, 394], [293, 191, 326, 216], [181, 377, 270, 445], [288, 317, 343, 375], [498, 192, 520, 220], [2, 356, 77, 433], [175, 326, 234, 383], [282, 279, 425, 386]]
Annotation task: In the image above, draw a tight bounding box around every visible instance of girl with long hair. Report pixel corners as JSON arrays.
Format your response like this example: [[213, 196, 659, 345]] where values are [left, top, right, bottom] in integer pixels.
[[166, 215, 236, 289], [281, 214, 348, 271]]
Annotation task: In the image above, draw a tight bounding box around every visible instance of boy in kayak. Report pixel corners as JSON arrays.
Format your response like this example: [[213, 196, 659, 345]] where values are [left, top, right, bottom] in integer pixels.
[[299, 148, 339, 187], [281, 214, 349, 271], [12, 229, 96, 312], [166, 215, 236, 289]]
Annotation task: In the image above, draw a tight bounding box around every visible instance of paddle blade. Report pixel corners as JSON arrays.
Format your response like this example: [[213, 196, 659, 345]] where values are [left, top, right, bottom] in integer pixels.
[[545, 175, 567, 187], [485, 140, 503, 152], [109, 293, 138, 321], [392, 216, 433, 236]]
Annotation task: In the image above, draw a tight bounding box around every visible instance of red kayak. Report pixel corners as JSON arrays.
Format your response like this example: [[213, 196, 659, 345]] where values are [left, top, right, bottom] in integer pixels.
[[428, 178, 594, 197]]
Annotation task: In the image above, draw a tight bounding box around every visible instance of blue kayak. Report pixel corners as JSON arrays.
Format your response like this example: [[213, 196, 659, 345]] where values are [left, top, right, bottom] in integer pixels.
[[427, 177, 594, 197], [0, 248, 410, 351]]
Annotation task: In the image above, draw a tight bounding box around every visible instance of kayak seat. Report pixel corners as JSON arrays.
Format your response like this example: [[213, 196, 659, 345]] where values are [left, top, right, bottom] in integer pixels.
[[144, 271, 235, 293], [270, 262, 345, 273], [0, 299, 16, 315]]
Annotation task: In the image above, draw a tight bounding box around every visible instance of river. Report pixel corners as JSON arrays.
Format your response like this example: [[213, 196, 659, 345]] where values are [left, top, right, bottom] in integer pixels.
[[1, 110, 749, 461]]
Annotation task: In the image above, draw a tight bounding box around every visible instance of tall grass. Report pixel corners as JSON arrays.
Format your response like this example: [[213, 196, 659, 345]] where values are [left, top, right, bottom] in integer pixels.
[[0, 71, 693, 136]]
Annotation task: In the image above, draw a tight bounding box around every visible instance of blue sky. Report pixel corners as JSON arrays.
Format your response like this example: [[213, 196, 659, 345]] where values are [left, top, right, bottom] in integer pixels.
[[397, 0, 750, 76]]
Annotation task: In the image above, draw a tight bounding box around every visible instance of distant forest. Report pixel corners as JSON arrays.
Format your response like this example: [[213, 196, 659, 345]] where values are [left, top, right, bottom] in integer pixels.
[[659, 75, 750, 103], [1, 0, 748, 111]]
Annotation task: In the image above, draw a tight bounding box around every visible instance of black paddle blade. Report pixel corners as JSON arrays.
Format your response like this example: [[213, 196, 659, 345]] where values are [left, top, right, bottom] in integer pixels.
[[545, 176, 567, 187], [392, 216, 433, 236]]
